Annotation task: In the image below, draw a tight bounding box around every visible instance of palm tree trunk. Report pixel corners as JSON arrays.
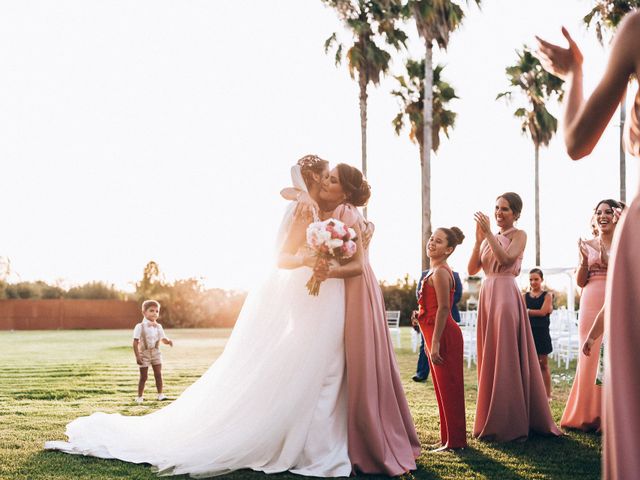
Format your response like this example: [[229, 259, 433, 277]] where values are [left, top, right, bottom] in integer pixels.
[[619, 88, 627, 203], [359, 68, 368, 219], [421, 41, 433, 270], [534, 144, 540, 266]]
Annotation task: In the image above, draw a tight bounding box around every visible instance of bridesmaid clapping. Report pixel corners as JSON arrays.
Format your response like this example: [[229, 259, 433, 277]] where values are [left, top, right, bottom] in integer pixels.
[[469, 192, 561, 442], [561, 199, 621, 431]]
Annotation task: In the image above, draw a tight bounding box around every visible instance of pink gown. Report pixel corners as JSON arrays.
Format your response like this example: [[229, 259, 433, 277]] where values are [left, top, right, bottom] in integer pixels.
[[473, 228, 561, 442], [334, 204, 421, 476], [561, 243, 606, 430], [603, 90, 640, 479]]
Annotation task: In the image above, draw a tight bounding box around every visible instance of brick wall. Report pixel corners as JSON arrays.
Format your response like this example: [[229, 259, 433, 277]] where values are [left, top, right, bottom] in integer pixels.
[[0, 299, 141, 330]]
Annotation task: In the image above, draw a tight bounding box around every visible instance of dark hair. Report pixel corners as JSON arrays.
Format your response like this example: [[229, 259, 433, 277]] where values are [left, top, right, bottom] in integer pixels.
[[591, 198, 624, 236], [297, 154, 329, 190], [594, 198, 623, 212], [142, 299, 160, 311], [497, 192, 523, 219], [437, 226, 465, 250], [529, 268, 544, 280], [336, 163, 371, 207]]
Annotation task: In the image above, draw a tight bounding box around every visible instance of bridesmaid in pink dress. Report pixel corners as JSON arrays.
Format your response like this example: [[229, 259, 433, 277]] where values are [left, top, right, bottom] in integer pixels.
[[537, 14, 640, 478], [561, 200, 620, 431], [469, 192, 561, 442], [318, 163, 420, 476]]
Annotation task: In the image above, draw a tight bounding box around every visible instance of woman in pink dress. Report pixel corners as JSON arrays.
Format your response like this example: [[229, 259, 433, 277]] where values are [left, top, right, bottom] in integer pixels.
[[537, 14, 640, 478], [468, 192, 561, 442], [561, 199, 621, 431], [317, 163, 421, 476]]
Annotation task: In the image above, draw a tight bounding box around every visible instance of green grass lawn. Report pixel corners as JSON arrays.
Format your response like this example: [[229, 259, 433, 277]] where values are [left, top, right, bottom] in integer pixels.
[[0, 328, 600, 480]]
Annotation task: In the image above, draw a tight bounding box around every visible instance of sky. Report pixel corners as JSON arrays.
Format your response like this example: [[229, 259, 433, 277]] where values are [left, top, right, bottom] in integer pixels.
[[0, 0, 637, 294]]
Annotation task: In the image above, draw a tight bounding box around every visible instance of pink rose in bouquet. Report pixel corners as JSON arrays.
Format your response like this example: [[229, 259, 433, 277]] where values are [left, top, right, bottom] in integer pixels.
[[305, 218, 357, 295]]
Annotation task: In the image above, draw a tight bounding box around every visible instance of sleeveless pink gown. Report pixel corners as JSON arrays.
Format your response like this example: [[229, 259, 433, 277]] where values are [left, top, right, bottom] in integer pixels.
[[603, 90, 640, 479], [561, 243, 607, 431], [334, 204, 420, 476], [473, 228, 561, 441]]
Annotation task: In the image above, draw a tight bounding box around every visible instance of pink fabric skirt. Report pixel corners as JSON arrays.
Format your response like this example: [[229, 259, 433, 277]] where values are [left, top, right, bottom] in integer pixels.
[[474, 275, 561, 441], [343, 262, 420, 475], [603, 197, 640, 479], [561, 276, 605, 431]]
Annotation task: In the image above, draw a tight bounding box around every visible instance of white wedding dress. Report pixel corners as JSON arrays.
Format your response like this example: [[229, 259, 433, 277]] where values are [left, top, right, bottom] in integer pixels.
[[45, 166, 350, 478]]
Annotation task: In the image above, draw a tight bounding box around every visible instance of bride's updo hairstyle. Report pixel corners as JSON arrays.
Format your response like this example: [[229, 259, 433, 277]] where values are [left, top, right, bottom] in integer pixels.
[[298, 154, 328, 190], [438, 227, 465, 252], [336, 163, 371, 207]]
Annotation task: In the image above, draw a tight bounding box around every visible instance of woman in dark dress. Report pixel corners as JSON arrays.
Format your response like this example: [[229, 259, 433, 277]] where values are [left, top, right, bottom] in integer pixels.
[[524, 268, 553, 401]]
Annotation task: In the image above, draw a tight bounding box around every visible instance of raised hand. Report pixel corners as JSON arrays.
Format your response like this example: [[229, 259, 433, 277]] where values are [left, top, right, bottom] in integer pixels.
[[473, 211, 491, 242], [535, 27, 584, 80], [578, 239, 588, 266], [613, 207, 623, 224]]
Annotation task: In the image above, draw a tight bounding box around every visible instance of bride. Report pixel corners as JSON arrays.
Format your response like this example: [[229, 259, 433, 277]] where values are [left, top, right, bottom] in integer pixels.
[[45, 155, 365, 478]]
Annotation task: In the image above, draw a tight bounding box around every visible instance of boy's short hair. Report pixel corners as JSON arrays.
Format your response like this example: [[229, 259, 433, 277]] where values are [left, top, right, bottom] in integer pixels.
[[142, 299, 161, 312]]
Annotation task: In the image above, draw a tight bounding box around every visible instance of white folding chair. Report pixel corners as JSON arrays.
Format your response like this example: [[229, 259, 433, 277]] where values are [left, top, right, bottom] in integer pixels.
[[460, 311, 478, 368], [554, 310, 580, 369], [410, 328, 420, 353], [386, 310, 401, 348]]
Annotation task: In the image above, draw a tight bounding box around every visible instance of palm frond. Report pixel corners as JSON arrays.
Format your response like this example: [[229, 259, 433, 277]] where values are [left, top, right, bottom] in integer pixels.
[[498, 44, 564, 146], [392, 58, 458, 152], [324, 32, 338, 53]]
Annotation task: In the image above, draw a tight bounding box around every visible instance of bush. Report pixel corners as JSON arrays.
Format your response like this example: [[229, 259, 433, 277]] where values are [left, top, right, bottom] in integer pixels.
[[3, 281, 64, 299], [66, 282, 121, 300], [380, 275, 418, 326], [135, 262, 247, 328]]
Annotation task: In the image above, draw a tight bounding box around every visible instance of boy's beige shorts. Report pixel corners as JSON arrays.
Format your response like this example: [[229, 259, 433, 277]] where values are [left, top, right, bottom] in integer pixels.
[[138, 348, 162, 368]]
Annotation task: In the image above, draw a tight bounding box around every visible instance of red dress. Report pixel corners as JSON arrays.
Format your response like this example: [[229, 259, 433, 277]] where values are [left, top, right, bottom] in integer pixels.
[[417, 265, 467, 448]]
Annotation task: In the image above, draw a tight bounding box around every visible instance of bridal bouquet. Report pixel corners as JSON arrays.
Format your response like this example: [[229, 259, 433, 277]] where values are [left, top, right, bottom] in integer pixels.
[[305, 218, 357, 296]]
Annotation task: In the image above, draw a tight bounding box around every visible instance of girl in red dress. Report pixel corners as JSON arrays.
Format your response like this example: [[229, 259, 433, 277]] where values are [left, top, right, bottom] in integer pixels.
[[417, 227, 467, 450]]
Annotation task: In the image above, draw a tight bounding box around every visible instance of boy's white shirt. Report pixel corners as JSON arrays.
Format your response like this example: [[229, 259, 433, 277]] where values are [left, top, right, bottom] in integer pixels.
[[132, 318, 166, 347]]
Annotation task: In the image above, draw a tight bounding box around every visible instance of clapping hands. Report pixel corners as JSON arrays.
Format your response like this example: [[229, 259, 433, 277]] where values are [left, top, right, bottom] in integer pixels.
[[535, 27, 584, 80], [474, 211, 491, 242], [578, 239, 588, 266]]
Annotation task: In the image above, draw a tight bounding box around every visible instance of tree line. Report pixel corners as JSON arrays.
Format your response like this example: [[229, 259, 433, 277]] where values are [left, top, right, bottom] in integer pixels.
[[321, 0, 636, 268]]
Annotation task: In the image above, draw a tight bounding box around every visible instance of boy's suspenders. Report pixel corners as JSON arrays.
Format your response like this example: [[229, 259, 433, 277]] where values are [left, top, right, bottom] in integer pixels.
[[139, 323, 160, 351]]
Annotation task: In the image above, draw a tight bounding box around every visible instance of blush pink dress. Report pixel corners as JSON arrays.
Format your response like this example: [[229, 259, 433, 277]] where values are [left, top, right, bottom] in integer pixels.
[[334, 204, 421, 476], [561, 242, 607, 431], [473, 228, 561, 442], [603, 90, 640, 479]]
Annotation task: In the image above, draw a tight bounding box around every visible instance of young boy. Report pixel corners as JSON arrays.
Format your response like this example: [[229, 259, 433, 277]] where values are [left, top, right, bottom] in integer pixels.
[[132, 300, 173, 403]]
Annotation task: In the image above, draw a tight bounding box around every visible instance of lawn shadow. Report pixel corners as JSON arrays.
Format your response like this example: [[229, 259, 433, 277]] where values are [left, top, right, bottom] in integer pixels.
[[34, 450, 438, 480], [451, 446, 529, 480], [459, 432, 601, 480]]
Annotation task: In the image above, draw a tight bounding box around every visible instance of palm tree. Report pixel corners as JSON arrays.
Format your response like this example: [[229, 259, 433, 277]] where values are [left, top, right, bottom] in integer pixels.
[[391, 59, 457, 268], [497, 47, 564, 266], [406, 0, 480, 268], [323, 0, 406, 200], [583, 0, 640, 203]]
